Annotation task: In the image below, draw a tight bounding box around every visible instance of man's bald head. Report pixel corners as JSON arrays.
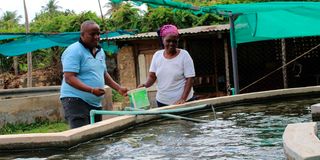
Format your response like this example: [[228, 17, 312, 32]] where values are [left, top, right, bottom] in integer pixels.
[[80, 20, 99, 36], [80, 20, 100, 48]]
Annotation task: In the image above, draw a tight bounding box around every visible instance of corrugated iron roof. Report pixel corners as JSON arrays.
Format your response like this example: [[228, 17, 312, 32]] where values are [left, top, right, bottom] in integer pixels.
[[107, 24, 230, 41]]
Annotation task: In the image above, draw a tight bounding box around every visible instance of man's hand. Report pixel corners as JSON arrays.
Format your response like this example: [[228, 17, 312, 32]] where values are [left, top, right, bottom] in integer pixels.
[[118, 87, 128, 96], [91, 88, 105, 96]]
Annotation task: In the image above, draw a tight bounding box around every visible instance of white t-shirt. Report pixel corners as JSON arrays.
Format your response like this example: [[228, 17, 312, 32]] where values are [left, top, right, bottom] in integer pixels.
[[149, 49, 195, 105]]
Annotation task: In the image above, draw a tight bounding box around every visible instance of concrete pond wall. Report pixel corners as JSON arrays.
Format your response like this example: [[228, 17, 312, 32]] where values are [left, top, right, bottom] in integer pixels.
[[1, 85, 320, 159], [0, 86, 112, 127]]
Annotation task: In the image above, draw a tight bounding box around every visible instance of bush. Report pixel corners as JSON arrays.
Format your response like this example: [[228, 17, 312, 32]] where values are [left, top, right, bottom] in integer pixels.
[[112, 89, 124, 102]]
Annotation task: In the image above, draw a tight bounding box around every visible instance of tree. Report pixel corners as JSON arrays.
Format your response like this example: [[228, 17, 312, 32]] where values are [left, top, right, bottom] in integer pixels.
[[0, 10, 23, 75], [66, 11, 102, 32], [0, 11, 22, 24], [108, 3, 142, 31], [0, 11, 23, 32], [41, 0, 62, 14], [105, 1, 121, 17], [140, 7, 175, 32]]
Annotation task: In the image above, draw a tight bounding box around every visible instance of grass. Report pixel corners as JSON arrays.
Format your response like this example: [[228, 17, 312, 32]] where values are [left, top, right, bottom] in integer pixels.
[[0, 120, 69, 135]]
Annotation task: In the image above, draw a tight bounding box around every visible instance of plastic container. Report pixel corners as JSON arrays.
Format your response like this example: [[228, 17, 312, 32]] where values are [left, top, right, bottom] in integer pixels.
[[128, 87, 150, 109]]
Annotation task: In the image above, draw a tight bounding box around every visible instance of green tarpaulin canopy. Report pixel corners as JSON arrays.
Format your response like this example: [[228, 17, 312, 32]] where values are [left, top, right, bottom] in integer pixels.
[[211, 2, 320, 43], [0, 31, 134, 56], [113, 1, 320, 43]]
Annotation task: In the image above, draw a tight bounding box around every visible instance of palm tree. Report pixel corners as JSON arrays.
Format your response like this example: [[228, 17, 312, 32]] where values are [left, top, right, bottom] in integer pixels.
[[0, 11, 22, 23], [41, 0, 61, 14], [104, 1, 121, 17], [0, 10, 22, 76]]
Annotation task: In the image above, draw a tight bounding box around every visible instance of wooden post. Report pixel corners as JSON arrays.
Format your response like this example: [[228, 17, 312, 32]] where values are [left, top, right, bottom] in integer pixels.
[[97, 0, 105, 30], [224, 37, 230, 95], [183, 39, 187, 50], [13, 56, 19, 76], [213, 40, 219, 93], [281, 39, 288, 88], [24, 0, 32, 87]]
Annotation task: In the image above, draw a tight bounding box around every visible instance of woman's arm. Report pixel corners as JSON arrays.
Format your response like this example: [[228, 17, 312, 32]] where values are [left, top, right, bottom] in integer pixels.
[[174, 77, 193, 104], [138, 72, 157, 88]]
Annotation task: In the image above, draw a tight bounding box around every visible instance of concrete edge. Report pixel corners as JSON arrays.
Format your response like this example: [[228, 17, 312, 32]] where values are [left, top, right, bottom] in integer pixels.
[[283, 122, 320, 160], [1, 86, 320, 151], [0, 86, 60, 95]]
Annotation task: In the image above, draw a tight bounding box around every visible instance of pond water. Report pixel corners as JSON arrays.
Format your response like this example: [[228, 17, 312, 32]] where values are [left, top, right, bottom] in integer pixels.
[[2, 96, 320, 160]]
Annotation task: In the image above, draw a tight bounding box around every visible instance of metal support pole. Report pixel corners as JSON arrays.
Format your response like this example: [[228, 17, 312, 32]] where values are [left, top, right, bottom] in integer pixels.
[[281, 39, 288, 88], [229, 15, 239, 94]]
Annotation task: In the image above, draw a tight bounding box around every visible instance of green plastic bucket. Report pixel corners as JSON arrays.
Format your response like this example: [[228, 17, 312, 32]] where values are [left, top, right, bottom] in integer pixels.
[[128, 87, 150, 109]]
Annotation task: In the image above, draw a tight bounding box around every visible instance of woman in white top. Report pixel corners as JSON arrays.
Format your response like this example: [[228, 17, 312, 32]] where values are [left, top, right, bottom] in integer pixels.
[[139, 24, 195, 107]]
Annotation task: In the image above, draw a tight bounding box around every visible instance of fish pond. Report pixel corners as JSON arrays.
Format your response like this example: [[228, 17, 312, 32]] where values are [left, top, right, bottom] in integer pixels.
[[1, 96, 319, 160]]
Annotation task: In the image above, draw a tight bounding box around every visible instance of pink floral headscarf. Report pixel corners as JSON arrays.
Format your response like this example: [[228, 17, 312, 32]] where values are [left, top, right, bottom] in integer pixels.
[[159, 24, 179, 37]]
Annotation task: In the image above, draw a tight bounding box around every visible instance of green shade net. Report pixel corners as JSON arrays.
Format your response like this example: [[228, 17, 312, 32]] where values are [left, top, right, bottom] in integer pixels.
[[0, 30, 134, 56], [112, 0, 195, 10], [0, 35, 25, 41], [113, 1, 320, 44], [211, 2, 320, 43]]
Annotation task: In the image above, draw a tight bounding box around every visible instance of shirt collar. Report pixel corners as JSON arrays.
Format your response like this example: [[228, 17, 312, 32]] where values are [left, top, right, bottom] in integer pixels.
[[78, 38, 102, 55]]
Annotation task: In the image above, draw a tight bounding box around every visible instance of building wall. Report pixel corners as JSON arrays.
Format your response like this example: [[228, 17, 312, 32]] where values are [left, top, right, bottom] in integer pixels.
[[117, 46, 137, 90]]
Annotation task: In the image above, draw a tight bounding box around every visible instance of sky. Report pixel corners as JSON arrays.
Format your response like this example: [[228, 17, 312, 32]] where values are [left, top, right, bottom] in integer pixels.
[[0, 0, 110, 23]]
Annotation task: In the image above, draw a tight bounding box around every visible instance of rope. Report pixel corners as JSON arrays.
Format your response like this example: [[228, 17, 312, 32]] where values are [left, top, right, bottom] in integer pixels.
[[240, 43, 320, 93]]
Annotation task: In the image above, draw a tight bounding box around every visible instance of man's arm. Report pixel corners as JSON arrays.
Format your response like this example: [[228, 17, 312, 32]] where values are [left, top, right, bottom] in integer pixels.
[[104, 72, 128, 96], [138, 72, 157, 88], [64, 72, 105, 96]]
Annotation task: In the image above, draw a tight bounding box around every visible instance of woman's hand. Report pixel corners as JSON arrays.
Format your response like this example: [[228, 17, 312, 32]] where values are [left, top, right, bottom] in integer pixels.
[[137, 84, 146, 88], [174, 99, 186, 105]]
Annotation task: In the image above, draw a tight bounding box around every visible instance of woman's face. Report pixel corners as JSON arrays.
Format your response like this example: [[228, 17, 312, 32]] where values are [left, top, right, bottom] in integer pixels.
[[162, 34, 179, 52]]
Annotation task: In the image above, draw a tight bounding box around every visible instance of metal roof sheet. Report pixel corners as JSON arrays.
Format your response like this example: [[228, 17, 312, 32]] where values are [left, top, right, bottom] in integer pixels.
[[108, 24, 229, 41]]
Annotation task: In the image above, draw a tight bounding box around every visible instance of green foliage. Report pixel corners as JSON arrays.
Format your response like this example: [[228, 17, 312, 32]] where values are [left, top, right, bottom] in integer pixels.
[[112, 89, 125, 102], [0, 120, 68, 135], [66, 11, 103, 32], [31, 11, 76, 32], [108, 3, 143, 31], [0, 55, 13, 73], [141, 7, 175, 32], [0, 11, 24, 33], [41, 0, 62, 14], [196, 13, 225, 26], [19, 63, 28, 72], [0, 11, 22, 23]]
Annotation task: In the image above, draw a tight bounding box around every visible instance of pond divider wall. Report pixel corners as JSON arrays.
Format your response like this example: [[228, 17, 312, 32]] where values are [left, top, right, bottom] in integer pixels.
[[1, 85, 320, 160], [0, 86, 112, 127]]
